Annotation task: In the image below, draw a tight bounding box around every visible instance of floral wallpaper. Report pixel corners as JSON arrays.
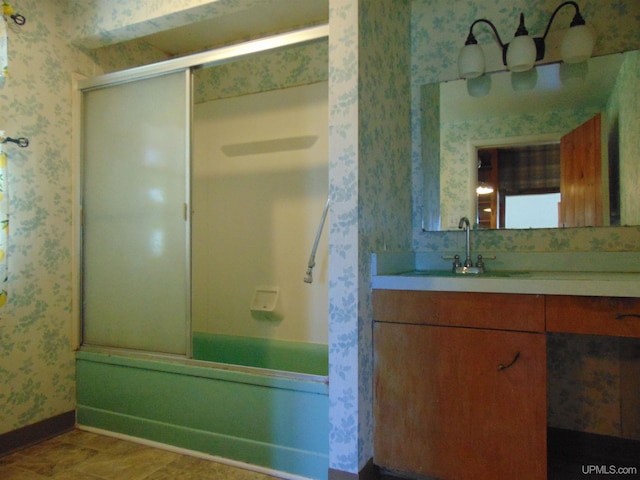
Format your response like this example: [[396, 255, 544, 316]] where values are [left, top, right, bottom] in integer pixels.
[[193, 40, 328, 104], [0, 0, 96, 434], [1, 0, 639, 476], [66, 0, 279, 50], [328, 0, 412, 472], [547, 333, 622, 437], [607, 49, 640, 226], [0, 138, 8, 307], [353, 0, 412, 472], [327, 1, 360, 471]]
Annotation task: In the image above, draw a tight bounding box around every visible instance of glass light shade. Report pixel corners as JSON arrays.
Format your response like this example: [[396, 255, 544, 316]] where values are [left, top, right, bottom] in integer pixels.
[[510, 67, 538, 92], [559, 60, 588, 87], [467, 74, 491, 97], [506, 35, 537, 72], [561, 25, 595, 64], [458, 43, 485, 79]]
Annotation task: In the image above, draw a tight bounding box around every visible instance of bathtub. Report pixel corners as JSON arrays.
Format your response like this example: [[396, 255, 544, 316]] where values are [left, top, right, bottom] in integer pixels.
[[76, 338, 329, 479], [192, 332, 329, 375]]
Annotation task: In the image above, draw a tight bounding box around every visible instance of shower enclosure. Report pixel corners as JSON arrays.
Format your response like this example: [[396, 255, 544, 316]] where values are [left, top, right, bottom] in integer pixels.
[[76, 26, 330, 479], [80, 26, 329, 370]]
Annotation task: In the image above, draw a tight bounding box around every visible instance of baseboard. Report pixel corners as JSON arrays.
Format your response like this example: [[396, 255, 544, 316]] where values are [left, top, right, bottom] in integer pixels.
[[0, 410, 75, 458], [329, 458, 377, 480]]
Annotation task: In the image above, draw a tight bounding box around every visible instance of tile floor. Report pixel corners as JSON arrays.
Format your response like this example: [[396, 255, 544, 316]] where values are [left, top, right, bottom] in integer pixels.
[[0, 429, 280, 480]]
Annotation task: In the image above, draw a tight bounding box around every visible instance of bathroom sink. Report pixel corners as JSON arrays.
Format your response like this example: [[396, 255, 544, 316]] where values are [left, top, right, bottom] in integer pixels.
[[404, 270, 531, 278]]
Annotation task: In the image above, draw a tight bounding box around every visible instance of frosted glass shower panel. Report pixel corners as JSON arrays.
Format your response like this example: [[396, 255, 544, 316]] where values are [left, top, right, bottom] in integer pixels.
[[82, 71, 189, 355]]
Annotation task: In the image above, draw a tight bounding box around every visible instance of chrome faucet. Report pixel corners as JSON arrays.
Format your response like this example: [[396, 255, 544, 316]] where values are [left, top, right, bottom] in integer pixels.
[[458, 216, 473, 268]]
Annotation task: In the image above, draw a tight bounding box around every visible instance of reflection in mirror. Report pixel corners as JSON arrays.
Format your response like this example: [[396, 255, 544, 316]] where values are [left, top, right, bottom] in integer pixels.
[[424, 49, 640, 230], [476, 144, 562, 229]]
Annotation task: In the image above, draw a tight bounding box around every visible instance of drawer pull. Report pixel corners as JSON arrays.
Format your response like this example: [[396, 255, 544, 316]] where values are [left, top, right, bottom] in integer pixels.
[[615, 313, 640, 320], [498, 351, 520, 371]]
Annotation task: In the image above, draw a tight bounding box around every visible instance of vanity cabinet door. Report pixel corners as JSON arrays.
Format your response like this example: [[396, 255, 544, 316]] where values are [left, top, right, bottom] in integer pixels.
[[374, 322, 546, 480]]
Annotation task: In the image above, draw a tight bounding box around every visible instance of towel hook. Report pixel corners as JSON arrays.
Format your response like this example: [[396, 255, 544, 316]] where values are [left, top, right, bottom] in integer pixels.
[[1, 136, 29, 147], [2, 3, 26, 26]]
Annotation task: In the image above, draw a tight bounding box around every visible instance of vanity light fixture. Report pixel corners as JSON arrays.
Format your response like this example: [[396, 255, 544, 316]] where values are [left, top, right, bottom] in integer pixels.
[[457, 1, 595, 79]]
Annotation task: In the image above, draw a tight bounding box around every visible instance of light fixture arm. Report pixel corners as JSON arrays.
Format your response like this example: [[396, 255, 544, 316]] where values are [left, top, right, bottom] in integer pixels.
[[465, 14, 537, 67], [464, 18, 507, 49], [534, 1, 586, 61], [541, 1, 585, 40], [464, 18, 510, 66]]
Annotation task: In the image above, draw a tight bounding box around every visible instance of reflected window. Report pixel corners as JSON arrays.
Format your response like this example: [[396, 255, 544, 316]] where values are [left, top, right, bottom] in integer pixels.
[[477, 143, 560, 228], [505, 193, 561, 228]]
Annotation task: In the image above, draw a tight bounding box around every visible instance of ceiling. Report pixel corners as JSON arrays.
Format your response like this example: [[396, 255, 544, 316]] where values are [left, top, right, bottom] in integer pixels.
[[141, 0, 329, 56]]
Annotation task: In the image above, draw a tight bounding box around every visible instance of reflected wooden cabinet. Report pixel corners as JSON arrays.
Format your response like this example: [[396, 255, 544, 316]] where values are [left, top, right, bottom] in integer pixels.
[[373, 290, 547, 480]]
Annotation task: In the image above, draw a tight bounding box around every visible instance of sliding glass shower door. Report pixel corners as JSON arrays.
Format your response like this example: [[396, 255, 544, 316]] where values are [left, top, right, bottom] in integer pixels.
[[81, 70, 191, 355]]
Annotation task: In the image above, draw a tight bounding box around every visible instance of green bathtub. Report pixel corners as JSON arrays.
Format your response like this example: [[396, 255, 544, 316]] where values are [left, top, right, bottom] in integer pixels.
[[76, 337, 329, 479]]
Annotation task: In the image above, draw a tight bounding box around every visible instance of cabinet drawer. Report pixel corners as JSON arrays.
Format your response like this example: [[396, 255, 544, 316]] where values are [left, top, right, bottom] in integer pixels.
[[546, 295, 640, 338], [372, 289, 545, 332]]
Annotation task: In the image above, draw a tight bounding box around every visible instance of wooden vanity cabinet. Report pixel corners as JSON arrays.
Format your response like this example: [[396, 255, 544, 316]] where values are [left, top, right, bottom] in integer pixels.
[[547, 295, 640, 338], [373, 290, 547, 480]]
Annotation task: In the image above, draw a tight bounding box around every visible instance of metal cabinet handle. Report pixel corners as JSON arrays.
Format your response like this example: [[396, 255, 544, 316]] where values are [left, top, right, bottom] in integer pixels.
[[615, 313, 640, 320], [498, 351, 520, 371]]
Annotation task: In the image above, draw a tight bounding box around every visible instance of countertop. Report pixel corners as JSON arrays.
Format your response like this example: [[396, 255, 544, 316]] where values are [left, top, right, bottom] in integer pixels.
[[371, 252, 640, 298]]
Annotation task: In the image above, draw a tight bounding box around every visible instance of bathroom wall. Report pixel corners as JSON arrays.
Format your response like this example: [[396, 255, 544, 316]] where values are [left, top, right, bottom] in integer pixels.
[[328, 0, 413, 474], [0, 0, 175, 436], [606, 49, 640, 226]]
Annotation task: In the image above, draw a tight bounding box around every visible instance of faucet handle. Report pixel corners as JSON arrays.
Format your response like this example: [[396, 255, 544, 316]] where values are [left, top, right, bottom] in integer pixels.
[[452, 254, 462, 272], [475, 254, 485, 272]]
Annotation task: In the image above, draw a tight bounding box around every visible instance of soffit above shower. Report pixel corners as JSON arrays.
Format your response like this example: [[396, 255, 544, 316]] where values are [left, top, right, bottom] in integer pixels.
[[141, 0, 329, 57]]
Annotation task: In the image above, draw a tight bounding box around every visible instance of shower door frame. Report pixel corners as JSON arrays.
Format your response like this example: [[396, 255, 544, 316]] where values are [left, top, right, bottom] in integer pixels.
[[72, 24, 330, 358]]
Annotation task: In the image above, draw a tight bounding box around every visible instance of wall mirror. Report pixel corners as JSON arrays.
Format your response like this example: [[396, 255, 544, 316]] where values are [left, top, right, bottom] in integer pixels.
[[423, 49, 639, 231]]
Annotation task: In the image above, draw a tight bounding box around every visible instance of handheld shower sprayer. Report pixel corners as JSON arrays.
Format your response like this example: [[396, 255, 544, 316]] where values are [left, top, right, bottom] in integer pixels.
[[304, 266, 314, 284], [304, 197, 330, 284]]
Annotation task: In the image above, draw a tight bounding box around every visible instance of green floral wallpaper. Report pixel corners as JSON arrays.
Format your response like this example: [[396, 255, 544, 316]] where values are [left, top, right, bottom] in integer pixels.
[[193, 41, 328, 104], [0, 0, 96, 434], [607, 49, 640, 226], [1, 0, 639, 472]]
